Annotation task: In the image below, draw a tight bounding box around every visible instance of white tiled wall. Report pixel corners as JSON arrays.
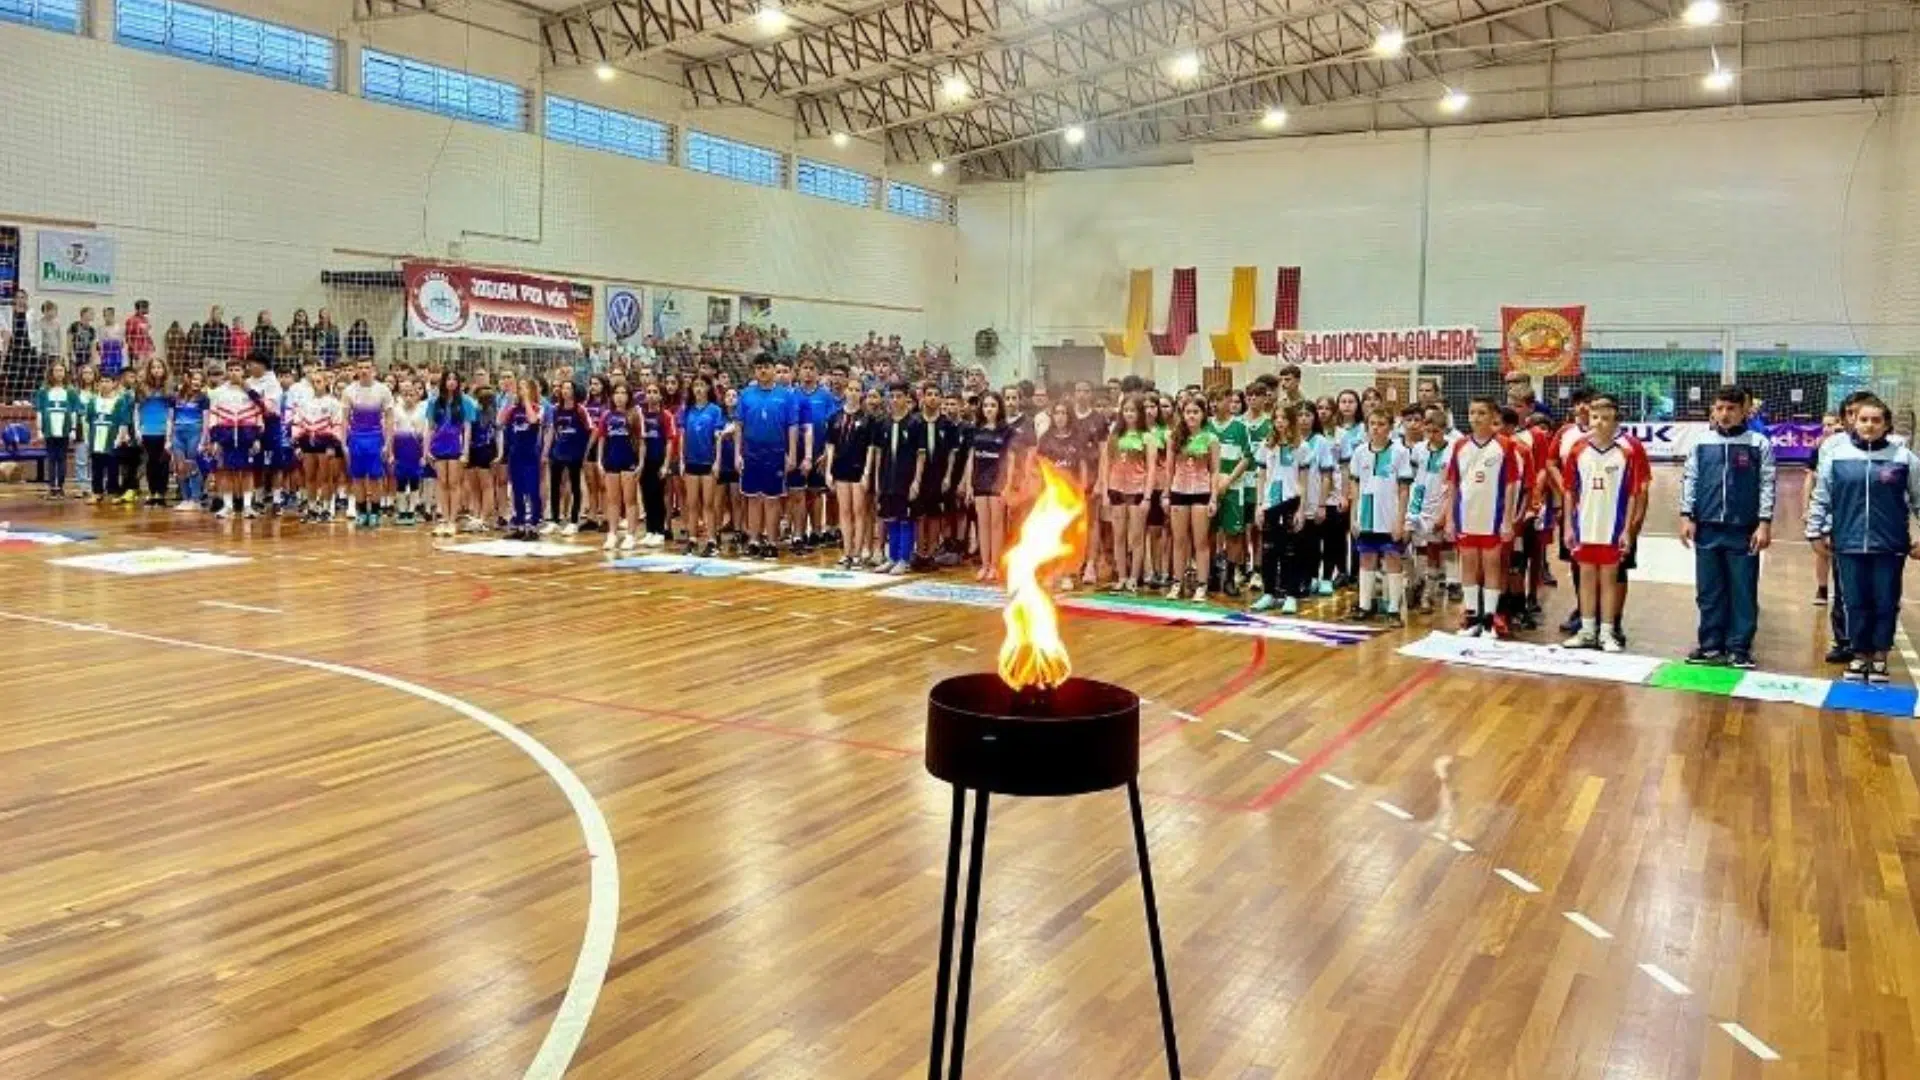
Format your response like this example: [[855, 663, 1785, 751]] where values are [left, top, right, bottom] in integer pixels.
[[950, 101, 1891, 383], [0, 21, 955, 348]]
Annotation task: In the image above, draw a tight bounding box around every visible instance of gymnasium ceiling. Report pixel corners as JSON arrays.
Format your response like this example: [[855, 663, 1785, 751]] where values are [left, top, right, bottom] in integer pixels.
[[536, 0, 1918, 178]]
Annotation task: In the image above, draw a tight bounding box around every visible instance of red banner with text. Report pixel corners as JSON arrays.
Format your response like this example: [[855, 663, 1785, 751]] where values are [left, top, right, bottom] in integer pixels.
[[1500, 305, 1584, 378], [404, 262, 583, 350], [1278, 326, 1479, 367]]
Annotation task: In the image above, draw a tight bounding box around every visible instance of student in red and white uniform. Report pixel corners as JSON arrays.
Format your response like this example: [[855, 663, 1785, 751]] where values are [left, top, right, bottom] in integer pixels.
[[1437, 395, 1524, 637], [1560, 393, 1651, 652], [1541, 388, 1593, 634], [1498, 407, 1547, 629], [203, 357, 265, 520], [293, 368, 344, 522]]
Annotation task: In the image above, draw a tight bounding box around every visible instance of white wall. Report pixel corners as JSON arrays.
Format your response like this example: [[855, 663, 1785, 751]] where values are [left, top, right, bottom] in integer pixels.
[[950, 101, 1890, 385], [0, 11, 955, 350]]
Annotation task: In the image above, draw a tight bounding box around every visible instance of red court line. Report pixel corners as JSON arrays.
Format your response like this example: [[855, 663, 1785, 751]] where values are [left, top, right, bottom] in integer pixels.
[[1245, 663, 1442, 811], [1140, 638, 1268, 748]]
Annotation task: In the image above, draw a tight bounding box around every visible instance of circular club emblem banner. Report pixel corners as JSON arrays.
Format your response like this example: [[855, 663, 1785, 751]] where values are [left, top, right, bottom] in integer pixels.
[[1500, 305, 1585, 379], [410, 269, 471, 335]]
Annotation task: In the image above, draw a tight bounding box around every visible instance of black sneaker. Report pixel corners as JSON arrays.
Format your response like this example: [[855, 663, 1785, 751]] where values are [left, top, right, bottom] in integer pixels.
[[1728, 652, 1757, 670], [1686, 647, 1726, 665], [1344, 607, 1374, 623], [1869, 660, 1892, 685], [1825, 644, 1855, 665], [1813, 586, 1829, 607], [1609, 626, 1627, 650], [1844, 658, 1869, 682], [1446, 583, 1463, 602], [702, 541, 718, 558]]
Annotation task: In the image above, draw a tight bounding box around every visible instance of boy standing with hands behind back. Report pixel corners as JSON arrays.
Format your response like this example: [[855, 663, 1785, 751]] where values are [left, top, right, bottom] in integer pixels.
[[1679, 386, 1776, 670]]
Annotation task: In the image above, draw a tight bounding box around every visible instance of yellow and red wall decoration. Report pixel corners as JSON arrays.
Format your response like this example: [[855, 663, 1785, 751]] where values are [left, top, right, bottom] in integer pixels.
[[1103, 267, 1301, 361]]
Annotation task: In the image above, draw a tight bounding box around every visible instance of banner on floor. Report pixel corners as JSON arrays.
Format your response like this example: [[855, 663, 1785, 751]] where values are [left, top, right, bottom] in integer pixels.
[[1500, 306, 1584, 378], [1277, 326, 1479, 368], [607, 554, 763, 578], [49, 547, 248, 575], [602, 283, 649, 346], [750, 566, 895, 590], [36, 229, 116, 294], [436, 539, 590, 558], [0, 526, 96, 549], [876, 581, 1008, 608], [1398, 631, 1663, 683], [403, 262, 583, 350]]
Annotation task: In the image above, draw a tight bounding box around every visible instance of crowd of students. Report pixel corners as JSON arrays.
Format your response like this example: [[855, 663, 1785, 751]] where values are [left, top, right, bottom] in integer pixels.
[[19, 341, 1920, 682]]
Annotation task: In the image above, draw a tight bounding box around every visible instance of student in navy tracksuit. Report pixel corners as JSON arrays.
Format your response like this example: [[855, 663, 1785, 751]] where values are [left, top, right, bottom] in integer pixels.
[[1806, 394, 1920, 685], [1679, 386, 1776, 670]]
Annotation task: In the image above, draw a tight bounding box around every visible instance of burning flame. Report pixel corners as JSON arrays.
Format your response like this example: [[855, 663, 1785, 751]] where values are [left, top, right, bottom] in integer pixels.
[[998, 458, 1088, 692]]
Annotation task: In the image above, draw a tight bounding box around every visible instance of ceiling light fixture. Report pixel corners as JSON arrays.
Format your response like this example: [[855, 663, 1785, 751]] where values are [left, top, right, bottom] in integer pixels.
[[930, 160, 948, 176], [1259, 105, 1288, 130], [1438, 87, 1469, 114], [831, 131, 850, 148], [1168, 51, 1201, 80], [1063, 124, 1086, 145], [941, 74, 971, 101], [755, 3, 790, 34], [1702, 47, 1735, 91], [594, 62, 616, 82], [1682, 0, 1721, 27], [1373, 26, 1405, 57]]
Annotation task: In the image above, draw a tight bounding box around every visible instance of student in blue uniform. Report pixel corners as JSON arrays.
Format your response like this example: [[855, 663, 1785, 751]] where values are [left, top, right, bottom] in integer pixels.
[[960, 390, 1013, 582], [427, 370, 474, 537], [1680, 385, 1776, 670], [717, 387, 743, 553], [591, 382, 640, 551], [1805, 393, 1920, 685], [464, 382, 500, 533], [545, 379, 590, 537], [170, 367, 209, 511], [636, 383, 674, 547], [874, 380, 928, 576], [737, 354, 799, 559], [32, 361, 80, 499], [680, 375, 725, 557], [793, 357, 839, 551], [824, 383, 876, 570], [133, 358, 174, 506], [502, 383, 546, 540]]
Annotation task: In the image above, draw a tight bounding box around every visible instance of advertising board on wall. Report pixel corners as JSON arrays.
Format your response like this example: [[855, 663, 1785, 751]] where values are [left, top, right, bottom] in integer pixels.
[[1276, 326, 1479, 367], [403, 262, 582, 350], [35, 230, 115, 294], [602, 283, 650, 346]]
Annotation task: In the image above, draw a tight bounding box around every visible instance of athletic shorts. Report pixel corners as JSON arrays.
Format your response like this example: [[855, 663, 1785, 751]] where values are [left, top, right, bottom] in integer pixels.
[[212, 426, 258, 472], [1169, 490, 1208, 508], [467, 443, 497, 469], [346, 430, 386, 481], [807, 466, 829, 492], [684, 461, 714, 478], [717, 468, 740, 485], [1212, 489, 1248, 534], [1457, 532, 1508, 551], [786, 468, 808, 489], [1106, 490, 1145, 507], [1354, 531, 1403, 557], [742, 445, 786, 498]]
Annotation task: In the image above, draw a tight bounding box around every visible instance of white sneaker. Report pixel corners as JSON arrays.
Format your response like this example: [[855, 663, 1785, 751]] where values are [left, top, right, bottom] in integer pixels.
[[1166, 584, 1184, 601], [1460, 623, 1484, 638], [173, 500, 198, 512], [1563, 632, 1598, 649], [1281, 597, 1299, 615], [619, 532, 638, 552], [561, 523, 580, 537], [1189, 586, 1208, 603], [1599, 634, 1623, 654], [1250, 594, 1276, 611], [603, 532, 618, 551], [888, 561, 909, 576], [214, 507, 232, 520], [538, 522, 557, 536], [642, 532, 665, 548]]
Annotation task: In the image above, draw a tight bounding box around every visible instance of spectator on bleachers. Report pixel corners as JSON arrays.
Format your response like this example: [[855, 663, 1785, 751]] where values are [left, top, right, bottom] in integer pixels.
[[315, 309, 341, 367], [34, 300, 62, 362], [164, 321, 188, 364], [345, 319, 375, 363], [198, 307, 231, 363]]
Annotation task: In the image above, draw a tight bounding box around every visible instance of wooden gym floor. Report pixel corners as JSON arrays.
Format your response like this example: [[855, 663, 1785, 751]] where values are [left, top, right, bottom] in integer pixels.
[[0, 467, 1915, 1080]]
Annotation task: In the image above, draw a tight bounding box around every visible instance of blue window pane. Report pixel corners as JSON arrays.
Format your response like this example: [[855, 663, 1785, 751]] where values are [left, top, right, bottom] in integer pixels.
[[1, 0, 81, 32], [545, 96, 671, 163], [795, 159, 875, 208], [885, 181, 951, 223], [361, 48, 524, 131], [684, 131, 784, 188], [115, 0, 333, 89]]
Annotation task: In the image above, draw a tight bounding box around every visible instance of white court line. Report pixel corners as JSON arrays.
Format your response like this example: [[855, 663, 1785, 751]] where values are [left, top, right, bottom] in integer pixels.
[[1171, 710, 1201, 723], [1218, 729, 1250, 743], [831, 618, 854, 627], [1266, 749, 1300, 765], [1319, 773, 1356, 791], [0, 609, 615, 1080], [787, 611, 817, 620], [911, 634, 937, 643], [198, 600, 282, 615], [1563, 911, 1614, 940], [707, 599, 734, 607], [586, 586, 609, 593], [751, 606, 774, 613], [1372, 800, 1414, 821], [1718, 1022, 1782, 1061], [1449, 839, 1475, 853], [1638, 963, 1693, 996], [953, 644, 977, 653], [1495, 868, 1542, 894], [432, 569, 455, 576], [873, 627, 898, 635]]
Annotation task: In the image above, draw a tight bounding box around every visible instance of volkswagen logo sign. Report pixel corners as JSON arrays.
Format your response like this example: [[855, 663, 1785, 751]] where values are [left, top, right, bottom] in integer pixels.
[[607, 289, 642, 339]]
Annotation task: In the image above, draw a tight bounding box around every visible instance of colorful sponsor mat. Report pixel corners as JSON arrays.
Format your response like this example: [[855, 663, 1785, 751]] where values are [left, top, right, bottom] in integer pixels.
[[48, 547, 248, 576], [607, 554, 766, 578], [1401, 631, 1914, 718], [0, 525, 96, 549], [749, 566, 896, 590], [875, 581, 1008, 608], [437, 540, 592, 558]]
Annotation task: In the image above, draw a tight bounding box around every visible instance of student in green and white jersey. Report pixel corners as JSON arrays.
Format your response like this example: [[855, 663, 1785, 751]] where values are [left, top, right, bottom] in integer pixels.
[[32, 361, 80, 498], [1205, 387, 1254, 594], [1239, 379, 1278, 593], [80, 370, 132, 502], [1403, 405, 1452, 612]]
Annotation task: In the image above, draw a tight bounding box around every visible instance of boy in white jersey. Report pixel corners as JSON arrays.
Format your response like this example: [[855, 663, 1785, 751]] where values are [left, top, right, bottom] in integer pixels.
[[1402, 406, 1447, 613], [1544, 388, 1594, 635], [1561, 394, 1650, 651], [1347, 406, 1414, 622], [1438, 396, 1523, 637]]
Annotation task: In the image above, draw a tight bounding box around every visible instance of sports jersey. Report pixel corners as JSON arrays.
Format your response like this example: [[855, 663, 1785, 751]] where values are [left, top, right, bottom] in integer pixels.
[[208, 382, 265, 432], [1169, 429, 1218, 495], [681, 402, 724, 467], [33, 385, 79, 440], [1406, 438, 1451, 531], [340, 381, 393, 434], [738, 383, 797, 449], [965, 424, 1011, 493], [799, 383, 839, 458], [293, 396, 341, 440], [247, 372, 281, 417], [83, 391, 131, 455], [1349, 438, 1413, 533], [1302, 432, 1336, 509], [135, 392, 172, 438], [171, 393, 207, 448], [1209, 416, 1252, 483], [1564, 434, 1651, 551], [1254, 441, 1302, 510], [1240, 414, 1274, 489], [549, 402, 591, 463], [125, 312, 154, 360], [1444, 433, 1523, 541], [1107, 430, 1150, 494]]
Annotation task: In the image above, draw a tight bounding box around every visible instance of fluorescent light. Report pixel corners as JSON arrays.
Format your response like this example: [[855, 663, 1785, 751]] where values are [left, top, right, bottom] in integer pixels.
[[594, 62, 616, 82], [1168, 51, 1201, 80], [940, 74, 970, 101], [831, 131, 850, 148], [1682, 0, 1721, 26], [1373, 27, 1405, 57], [1063, 124, 1086, 145], [1702, 65, 1735, 91], [1438, 87, 1469, 114], [930, 160, 947, 176], [1259, 105, 1288, 130], [755, 4, 789, 33]]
